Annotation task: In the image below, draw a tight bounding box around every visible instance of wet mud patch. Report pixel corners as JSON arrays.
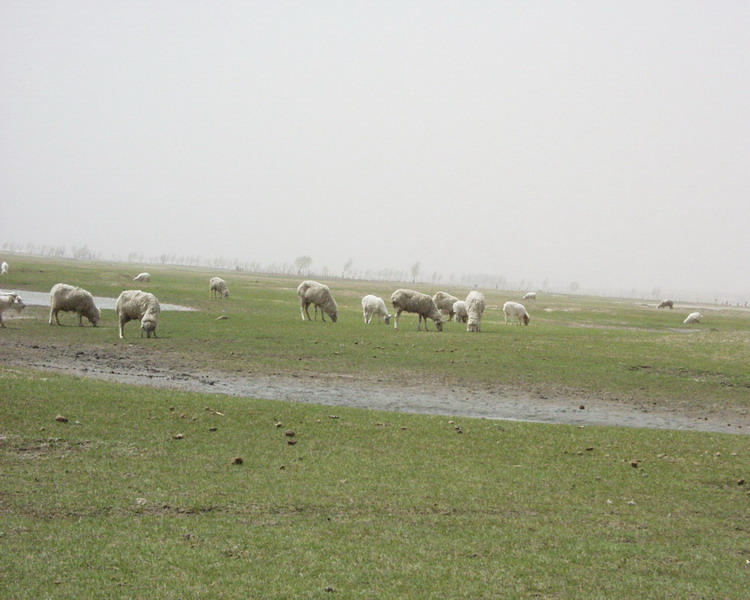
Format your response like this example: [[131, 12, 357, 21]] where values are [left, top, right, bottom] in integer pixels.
[[1, 339, 748, 435]]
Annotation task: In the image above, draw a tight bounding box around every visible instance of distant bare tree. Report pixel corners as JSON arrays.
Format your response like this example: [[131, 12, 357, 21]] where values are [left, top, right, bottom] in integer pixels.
[[295, 255, 313, 275], [569, 281, 580, 293], [410, 261, 421, 283], [342, 258, 354, 278]]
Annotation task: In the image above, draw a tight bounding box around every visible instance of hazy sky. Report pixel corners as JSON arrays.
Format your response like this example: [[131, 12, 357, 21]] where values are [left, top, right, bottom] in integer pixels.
[[2, 1, 748, 297]]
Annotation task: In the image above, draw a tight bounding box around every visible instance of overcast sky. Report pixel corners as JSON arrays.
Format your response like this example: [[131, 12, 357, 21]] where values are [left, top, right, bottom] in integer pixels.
[[1, 1, 748, 298]]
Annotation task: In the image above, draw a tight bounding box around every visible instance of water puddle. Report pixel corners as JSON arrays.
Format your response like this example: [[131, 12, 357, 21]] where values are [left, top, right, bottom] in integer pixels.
[[1, 289, 195, 312]]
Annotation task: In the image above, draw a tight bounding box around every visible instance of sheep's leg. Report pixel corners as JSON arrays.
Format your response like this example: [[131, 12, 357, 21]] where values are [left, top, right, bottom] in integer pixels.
[[118, 318, 126, 339], [0, 314, 4, 328], [49, 308, 55, 325], [394, 308, 402, 329], [78, 312, 84, 327], [363, 311, 368, 324], [301, 301, 310, 321]]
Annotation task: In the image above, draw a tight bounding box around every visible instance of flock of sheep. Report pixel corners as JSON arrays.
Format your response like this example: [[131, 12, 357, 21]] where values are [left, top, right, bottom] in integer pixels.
[[297, 280, 531, 332], [0, 269, 163, 337], [0, 260, 708, 334]]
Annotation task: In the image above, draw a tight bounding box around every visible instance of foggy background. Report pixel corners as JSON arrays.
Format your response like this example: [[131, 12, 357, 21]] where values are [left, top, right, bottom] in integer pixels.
[[1, 2, 748, 301]]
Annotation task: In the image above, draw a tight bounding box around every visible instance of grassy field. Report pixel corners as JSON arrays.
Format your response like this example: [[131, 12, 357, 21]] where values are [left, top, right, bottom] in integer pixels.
[[2, 254, 750, 412], [2, 254, 750, 598], [2, 368, 749, 599]]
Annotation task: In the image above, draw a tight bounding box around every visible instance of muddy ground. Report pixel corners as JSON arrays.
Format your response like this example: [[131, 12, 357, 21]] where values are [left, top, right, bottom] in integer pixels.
[[2, 338, 748, 435]]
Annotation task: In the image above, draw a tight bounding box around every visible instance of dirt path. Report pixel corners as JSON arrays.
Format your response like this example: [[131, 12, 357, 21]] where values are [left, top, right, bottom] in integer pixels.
[[2, 339, 748, 435]]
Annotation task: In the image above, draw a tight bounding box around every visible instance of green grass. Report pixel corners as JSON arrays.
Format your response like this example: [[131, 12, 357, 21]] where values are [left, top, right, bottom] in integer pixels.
[[2, 255, 750, 598], [3, 254, 750, 414], [2, 368, 749, 599]]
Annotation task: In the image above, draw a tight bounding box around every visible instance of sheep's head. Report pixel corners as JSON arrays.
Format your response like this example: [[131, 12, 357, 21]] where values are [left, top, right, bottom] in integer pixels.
[[384, 314, 391, 325], [434, 316, 444, 332], [330, 311, 338, 323], [222, 290, 229, 298], [523, 314, 530, 326], [141, 317, 157, 336], [90, 307, 101, 326], [7, 294, 25, 311]]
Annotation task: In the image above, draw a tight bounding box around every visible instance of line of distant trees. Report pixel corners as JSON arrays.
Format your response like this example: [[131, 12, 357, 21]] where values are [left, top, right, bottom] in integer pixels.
[[10, 240, 742, 304], [3, 241, 540, 289]]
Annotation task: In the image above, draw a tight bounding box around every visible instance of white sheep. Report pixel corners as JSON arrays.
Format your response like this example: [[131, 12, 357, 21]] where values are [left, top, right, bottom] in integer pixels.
[[657, 299, 674, 309], [49, 283, 101, 327], [361, 294, 391, 325], [116, 290, 161, 338], [503, 301, 530, 326], [133, 272, 151, 283], [209, 277, 229, 299], [453, 300, 468, 324], [390, 289, 444, 331], [523, 292, 537, 300], [432, 291, 460, 321], [683, 312, 702, 324], [0, 262, 8, 275], [297, 280, 338, 322], [466, 291, 486, 332], [0, 293, 25, 327]]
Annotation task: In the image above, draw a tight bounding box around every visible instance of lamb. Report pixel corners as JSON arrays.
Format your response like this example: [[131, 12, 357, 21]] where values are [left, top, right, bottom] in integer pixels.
[[49, 283, 101, 327], [0, 293, 25, 327], [683, 312, 702, 324], [209, 277, 229, 299], [432, 291, 460, 321], [297, 280, 338, 322], [390, 289, 444, 331], [466, 291, 486, 332], [0, 262, 8, 275], [503, 301, 531, 326], [133, 272, 151, 282], [523, 292, 537, 300], [116, 290, 161, 338], [453, 300, 468, 324], [361, 294, 391, 325], [657, 299, 674, 309]]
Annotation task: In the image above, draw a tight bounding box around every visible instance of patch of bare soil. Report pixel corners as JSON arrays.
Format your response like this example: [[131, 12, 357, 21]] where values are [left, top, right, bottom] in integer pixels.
[[2, 339, 748, 435]]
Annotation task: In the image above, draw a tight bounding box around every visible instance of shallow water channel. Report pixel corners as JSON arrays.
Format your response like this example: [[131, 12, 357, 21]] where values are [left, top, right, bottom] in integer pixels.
[[1, 289, 195, 312]]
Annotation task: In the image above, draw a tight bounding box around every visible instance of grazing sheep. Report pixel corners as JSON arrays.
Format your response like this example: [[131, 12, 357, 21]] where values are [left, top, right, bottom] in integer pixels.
[[116, 290, 161, 338], [297, 280, 338, 322], [0, 262, 8, 275], [503, 301, 530, 326], [390, 289, 444, 331], [0, 293, 25, 327], [466, 291, 486, 332], [523, 292, 537, 300], [133, 272, 151, 283], [209, 277, 229, 299], [49, 283, 101, 327], [657, 299, 674, 309], [683, 312, 702, 324], [432, 291, 460, 321], [453, 300, 468, 324], [361, 294, 391, 325]]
